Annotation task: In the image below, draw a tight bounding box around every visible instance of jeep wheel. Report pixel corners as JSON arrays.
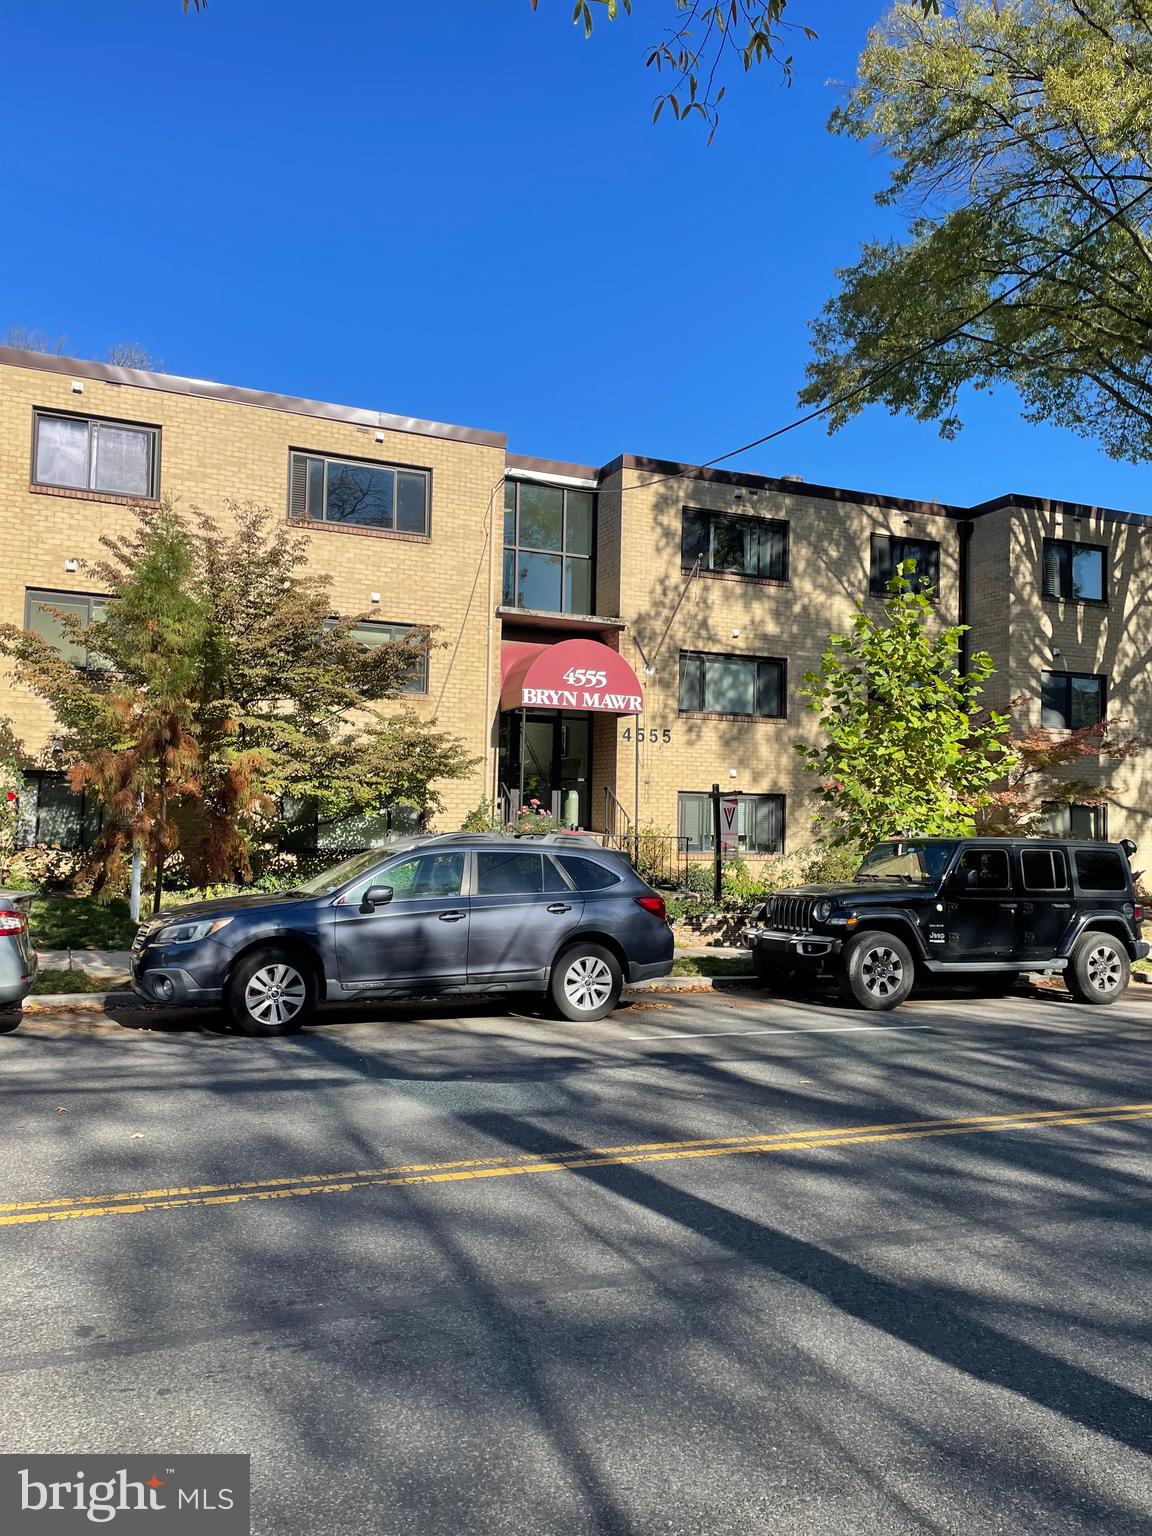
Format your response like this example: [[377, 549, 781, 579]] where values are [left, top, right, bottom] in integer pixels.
[[1065, 934, 1130, 1005], [226, 949, 316, 1036], [841, 931, 914, 1011], [549, 944, 623, 1022]]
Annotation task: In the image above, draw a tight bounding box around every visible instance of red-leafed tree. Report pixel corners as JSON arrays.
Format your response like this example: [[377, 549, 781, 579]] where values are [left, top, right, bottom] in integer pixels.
[[977, 709, 1142, 835]]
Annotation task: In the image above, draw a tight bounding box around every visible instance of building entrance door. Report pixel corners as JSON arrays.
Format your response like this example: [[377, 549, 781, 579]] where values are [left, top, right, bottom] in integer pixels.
[[498, 710, 591, 828]]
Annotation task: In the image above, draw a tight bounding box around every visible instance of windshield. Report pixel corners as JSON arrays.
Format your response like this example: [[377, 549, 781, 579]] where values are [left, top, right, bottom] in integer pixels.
[[855, 841, 954, 884], [293, 848, 394, 898]]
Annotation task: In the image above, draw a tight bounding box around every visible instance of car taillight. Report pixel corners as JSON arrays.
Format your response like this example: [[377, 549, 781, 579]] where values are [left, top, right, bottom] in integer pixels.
[[0, 909, 27, 936], [634, 894, 667, 923], [1135, 904, 1144, 923]]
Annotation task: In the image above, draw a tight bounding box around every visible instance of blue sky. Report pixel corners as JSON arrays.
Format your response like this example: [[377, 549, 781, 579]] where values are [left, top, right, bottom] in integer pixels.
[[0, 0, 1148, 512]]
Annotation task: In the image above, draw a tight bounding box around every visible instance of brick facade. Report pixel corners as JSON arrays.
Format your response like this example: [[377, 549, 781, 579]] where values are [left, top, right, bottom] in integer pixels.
[[2, 346, 1150, 859]]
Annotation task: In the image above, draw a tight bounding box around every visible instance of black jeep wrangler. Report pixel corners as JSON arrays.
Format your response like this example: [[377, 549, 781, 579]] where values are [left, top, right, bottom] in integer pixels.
[[745, 837, 1149, 1011]]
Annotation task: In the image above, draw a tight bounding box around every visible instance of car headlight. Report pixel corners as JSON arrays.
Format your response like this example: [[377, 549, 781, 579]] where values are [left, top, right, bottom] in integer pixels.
[[152, 916, 234, 945], [813, 899, 835, 923]]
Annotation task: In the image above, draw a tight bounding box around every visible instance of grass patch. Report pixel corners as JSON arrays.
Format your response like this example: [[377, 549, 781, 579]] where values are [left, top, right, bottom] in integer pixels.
[[1135, 957, 1152, 975], [671, 954, 754, 977], [28, 967, 118, 995], [28, 896, 137, 951]]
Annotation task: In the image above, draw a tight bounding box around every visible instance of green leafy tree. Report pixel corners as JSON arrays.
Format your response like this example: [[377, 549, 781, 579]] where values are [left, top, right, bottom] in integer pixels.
[[0, 502, 476, 904], [796, 561, 1015, 846], [802, 1, 1152, 459]]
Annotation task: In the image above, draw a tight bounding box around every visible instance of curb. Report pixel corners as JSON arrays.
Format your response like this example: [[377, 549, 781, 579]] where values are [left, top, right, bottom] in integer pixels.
[[18, 973, 1152, 1014]]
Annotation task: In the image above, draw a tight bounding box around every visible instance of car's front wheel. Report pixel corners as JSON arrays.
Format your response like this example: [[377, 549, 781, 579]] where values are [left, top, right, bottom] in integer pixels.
[[226, 949, 316, 1036], [841, 930, 914, 1011], [1065, 933, 1130, 1005], [549, 944, 623, 1022]]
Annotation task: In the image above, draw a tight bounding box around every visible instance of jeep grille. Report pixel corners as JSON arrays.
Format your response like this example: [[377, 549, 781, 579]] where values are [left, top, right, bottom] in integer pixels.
[[770, 896, 817, 932]]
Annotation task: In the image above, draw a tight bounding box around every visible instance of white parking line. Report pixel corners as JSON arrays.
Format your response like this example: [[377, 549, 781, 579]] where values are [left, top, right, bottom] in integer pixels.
[[623, 1023, 936, 1042]]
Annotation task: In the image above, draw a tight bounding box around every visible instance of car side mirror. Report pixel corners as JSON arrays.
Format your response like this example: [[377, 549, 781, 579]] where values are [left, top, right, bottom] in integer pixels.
[[361, 884, 394, 911], [949, 869, 977, 893]]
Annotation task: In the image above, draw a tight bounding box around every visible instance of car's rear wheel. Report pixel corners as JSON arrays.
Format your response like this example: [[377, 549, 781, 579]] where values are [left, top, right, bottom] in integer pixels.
[[1065, 933, 1130, 1005], [549, 944, 623, 1022], [841, 930, 914, 1011], [0, 1007, 20, 1035], [226, 949, 316, 1036]]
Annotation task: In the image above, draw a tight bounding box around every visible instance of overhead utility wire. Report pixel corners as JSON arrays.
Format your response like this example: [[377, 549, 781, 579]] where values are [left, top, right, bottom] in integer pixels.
[[621, 184, 1152, 496]]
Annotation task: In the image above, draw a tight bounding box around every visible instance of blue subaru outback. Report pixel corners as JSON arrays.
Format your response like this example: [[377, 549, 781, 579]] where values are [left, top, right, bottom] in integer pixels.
[[131, 833, 674, 1035]]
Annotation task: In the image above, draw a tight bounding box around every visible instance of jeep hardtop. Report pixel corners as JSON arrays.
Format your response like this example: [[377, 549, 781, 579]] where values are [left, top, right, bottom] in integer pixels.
[[745, 836, 1149, 1010]]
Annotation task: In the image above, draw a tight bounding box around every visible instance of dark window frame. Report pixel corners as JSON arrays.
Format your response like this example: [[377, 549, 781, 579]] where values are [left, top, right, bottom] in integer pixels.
[[32, 408, 161, 499], [289, 449, 432, 536], [24, 588, 111, 670], [1040, 801, 1106, 841], [16, 771, 103, 850], [502, 479, 597, 616], [342, 618, 430, 695], [1073, 847, 1128, 892], [678, 650, 787, 720], [869, 533, 941, 596], [951, 847, 1013, 892], [677, 791, 786, 855], [1040, 670, 1107, 731], [681, 507, 790, 583], [1041, 537, 1107, 605]]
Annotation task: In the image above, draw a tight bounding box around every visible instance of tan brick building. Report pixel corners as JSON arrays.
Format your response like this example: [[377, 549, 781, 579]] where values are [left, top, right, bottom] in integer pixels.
[[1, 344, 1149, 864]]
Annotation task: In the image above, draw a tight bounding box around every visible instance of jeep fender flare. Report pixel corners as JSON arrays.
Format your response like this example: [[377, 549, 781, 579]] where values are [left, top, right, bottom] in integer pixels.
[[1062, 912, 1140, 960], [843, 912, 930, 962]]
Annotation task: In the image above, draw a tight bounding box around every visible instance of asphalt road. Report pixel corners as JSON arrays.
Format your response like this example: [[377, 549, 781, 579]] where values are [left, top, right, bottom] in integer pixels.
[[2, 985, 1152, 1535]]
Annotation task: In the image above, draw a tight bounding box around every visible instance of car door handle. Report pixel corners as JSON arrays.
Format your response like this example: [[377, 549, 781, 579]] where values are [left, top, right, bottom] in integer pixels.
[[547, 903, 573, 914], [438, 910, 467, 922], [999, 903, 1018, 911]]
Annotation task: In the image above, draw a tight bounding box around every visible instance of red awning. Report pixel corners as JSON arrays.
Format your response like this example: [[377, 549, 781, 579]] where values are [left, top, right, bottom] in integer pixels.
[[500, 638, 643, 715]]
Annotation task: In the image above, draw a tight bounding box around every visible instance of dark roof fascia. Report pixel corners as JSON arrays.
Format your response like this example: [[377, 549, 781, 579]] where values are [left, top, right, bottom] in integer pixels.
[[966, 493, 1152, 529], [505, 452, 600, 481], [0, 347, 506, 450], [611, 453, 966, 520]]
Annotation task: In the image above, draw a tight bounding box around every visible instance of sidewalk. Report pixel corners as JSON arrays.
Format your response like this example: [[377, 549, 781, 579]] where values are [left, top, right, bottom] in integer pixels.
[[37, 948, 132, 980]]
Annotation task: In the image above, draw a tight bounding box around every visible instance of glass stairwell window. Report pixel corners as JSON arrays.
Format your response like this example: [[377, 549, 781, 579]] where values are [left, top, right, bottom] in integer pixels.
[[503, 481, 595, 614]]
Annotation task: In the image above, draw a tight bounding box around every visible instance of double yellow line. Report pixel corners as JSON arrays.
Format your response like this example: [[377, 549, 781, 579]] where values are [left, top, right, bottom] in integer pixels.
[[3, 1102, 1150, 1229]]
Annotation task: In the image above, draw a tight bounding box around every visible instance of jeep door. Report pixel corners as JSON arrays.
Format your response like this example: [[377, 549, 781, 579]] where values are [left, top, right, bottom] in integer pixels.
[[1016, 847, 1074, 958], [467, 848, 584, 985], [944, 847, 1018, 957], [333, 850, 468, 986]]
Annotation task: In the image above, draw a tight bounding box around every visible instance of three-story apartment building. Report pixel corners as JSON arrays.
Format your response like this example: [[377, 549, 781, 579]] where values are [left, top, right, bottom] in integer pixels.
[[2, 344, 1149, 861]]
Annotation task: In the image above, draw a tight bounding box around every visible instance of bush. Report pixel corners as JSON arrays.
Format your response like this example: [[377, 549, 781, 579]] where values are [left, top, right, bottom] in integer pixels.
[[4, 845, 89, 894]]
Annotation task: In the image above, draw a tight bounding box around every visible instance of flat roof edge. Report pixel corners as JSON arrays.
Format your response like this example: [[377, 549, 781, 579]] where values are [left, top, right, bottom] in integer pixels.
[[0, 347, 507, 450]]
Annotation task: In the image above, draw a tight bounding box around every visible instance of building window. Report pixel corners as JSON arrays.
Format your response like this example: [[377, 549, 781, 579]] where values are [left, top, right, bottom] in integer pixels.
[[16, 773, 103, 850], [678, 652, 785, 718], [1040, 670, 1106, 730], [33, 411, 159, 498], [677, 792, 785, 855], [346, 621, 429, 695], [502, 481, 595, 615], [870, 534, 940, 595], [681, 509, 788, 582], [1041, 802, 1105, 840], [280, 797, 422, 852], [289, 451, 430, 535], [25, 590, 109, 669], [1042, 539, 1105, 603]]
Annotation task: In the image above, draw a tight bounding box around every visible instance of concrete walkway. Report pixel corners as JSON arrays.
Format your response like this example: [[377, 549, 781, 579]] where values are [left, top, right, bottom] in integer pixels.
[[37, 948, 132, 979]]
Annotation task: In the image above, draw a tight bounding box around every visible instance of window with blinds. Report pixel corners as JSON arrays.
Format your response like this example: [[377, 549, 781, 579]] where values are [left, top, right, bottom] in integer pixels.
[[289, 452, 430, 534]]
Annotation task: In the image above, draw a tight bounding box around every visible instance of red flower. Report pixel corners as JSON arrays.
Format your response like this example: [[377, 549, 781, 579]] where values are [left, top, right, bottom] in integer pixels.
[[4, 791, 15, 802]]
